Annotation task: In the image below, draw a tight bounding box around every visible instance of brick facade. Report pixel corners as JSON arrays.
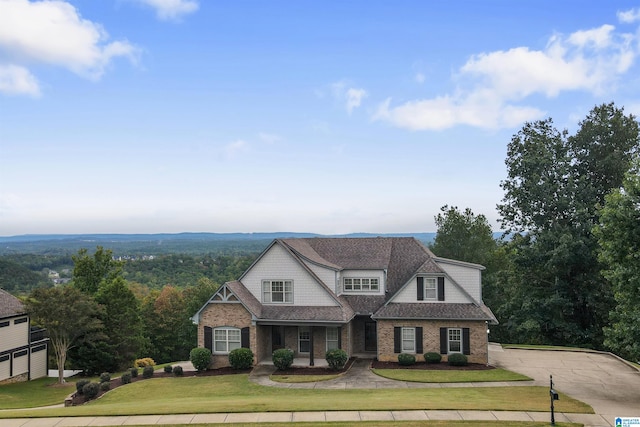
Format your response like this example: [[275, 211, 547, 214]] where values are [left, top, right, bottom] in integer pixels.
[[198, 302, 254, 368], [376, 319, 488, 364]]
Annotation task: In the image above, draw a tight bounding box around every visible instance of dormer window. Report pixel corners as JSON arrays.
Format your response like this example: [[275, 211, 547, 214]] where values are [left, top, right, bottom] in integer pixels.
[[262, 280, 293, 303], [344, 277, 379, 292], [417, 277, 445, 301]]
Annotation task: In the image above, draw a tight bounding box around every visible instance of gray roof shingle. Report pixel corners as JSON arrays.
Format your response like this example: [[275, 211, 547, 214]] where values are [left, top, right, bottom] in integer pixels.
[[0, 288, 26, 318], [373, 302, 497, 322]]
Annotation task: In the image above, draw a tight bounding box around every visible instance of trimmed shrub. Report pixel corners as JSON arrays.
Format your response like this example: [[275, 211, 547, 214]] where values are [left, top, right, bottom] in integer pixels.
[[398, 353, 416, 366], [130, 367, 139, 378], [99, 381, 110, 392], [75, 379, 90, 395], [229, 348, 254, 370], [272, 348, 294, 371], [134, 357, 156, 368], [325, 349, 348, 370], [99, 372, 111, 383], [173, 365, 184, 376], [190, 347, 212, 371], [424, 352, 442, 364], [121, 372, 132, 384], [82, 382, 100, 400], [164, 365, 173, 374], [448, 353, 468, 366], [142, 365, 154, 379]]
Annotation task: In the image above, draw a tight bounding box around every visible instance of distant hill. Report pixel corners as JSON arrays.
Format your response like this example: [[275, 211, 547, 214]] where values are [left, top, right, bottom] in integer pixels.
[[0, 232, 438, 256]]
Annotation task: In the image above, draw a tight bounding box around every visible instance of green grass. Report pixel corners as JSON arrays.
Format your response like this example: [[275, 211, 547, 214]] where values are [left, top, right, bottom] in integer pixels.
[[0, 374, 593, 418], [371, 368, 531, 383], [0, 377, 75, 409]]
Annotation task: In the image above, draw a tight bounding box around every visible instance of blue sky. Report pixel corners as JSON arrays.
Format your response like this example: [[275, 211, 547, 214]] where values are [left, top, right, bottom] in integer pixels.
[[2, 0, 640, 236]]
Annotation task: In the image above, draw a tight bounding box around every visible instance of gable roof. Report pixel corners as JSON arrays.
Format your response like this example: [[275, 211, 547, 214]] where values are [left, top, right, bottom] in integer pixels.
[[0, 289, 26, 319]]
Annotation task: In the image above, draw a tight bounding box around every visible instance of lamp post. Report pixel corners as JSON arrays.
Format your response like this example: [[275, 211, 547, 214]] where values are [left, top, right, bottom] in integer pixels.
[[550, 374, 559, 425]]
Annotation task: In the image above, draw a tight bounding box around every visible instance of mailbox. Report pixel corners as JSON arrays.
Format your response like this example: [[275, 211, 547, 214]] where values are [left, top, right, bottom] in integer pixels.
[[550, 389, 559, 401]]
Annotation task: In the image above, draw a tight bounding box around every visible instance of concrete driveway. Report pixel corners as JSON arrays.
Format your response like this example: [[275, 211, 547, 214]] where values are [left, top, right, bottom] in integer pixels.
[[489, 344, 640, 421]]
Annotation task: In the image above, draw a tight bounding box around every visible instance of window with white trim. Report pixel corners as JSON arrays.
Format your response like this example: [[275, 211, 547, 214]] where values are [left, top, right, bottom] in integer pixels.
[[213, 327, 241, 353], [343, 277, 379, 292], [448, 328, 462, 353], [326, 327, 339, 351], [424, 278, 437, 300], [402, 327, 415, 353], [262, 280, 293, 303], [299, 327, 310, 353]]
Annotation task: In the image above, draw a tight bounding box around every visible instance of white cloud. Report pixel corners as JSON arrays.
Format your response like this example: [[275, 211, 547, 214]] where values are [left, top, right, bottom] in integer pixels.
[[618, 8, 640, 24], [329, 80, 367, 113], [374, 23, 637, 131], [0, 0, 138, 97], [132, 0, 199, 21], [0, 64, 40, 96], [345, 88, 367, 114], [258, 132, 282, 144], [224, 139, 248, 158]]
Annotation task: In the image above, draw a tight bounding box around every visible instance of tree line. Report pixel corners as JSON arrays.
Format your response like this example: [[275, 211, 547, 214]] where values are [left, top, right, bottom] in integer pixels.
[[431, 102, 639, 362]]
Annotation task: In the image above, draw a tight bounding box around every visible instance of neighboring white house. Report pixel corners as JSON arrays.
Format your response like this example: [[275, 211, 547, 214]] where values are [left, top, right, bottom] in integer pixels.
[[193, 237, 497, 367], [0, 288, 49, 384]]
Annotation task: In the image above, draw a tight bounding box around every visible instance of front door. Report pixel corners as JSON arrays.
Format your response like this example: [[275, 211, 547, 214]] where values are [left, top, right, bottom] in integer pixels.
[[271, 326, 284, 352], [364, 321, 377, 352]]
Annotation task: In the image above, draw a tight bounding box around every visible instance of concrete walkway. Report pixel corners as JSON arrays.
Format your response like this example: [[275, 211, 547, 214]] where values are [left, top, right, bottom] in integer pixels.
[[3, 346, 638, 426]]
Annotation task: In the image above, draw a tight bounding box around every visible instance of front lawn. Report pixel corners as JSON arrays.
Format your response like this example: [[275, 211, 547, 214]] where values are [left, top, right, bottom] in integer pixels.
[[372, 368, 531, 383], [0, 377, 75, 409], [0, 374, 593, 418]]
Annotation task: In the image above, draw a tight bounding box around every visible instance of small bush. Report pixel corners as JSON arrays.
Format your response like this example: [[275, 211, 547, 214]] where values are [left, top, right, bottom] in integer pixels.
[[121, 372, 132, 384], [142, 365, 154, 379], [325, 349, 348, 370], [82, 382, 100, 400], [173, 365, 184, 376], [75, 379, 90, 395], [448, 353, 468, 366], [190, 347, 212, 371], [99, 381, 110, 392], [164, 365, 173, 374], [272, 348, 294, 371], [99, 372, 111, 383], [424, 352, 442, 364], [398, 353, 416, 366], [130, 367, 139, 378], [134, 357, 156, 368], [229, 348, 254, 370]]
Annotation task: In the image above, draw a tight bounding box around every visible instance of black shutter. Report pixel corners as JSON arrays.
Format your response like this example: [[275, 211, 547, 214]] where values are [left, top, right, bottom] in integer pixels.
[[437, 277, 445, 301], [415, 327, 423, 354], [241, 327, 250, 348], [338, 327, 342, 349], [462, 328, 470, 355], [439, 327, 447, 354], [394, 327, 401, 353], [417, 277, 424, 301], [204, 326, 212, 351]]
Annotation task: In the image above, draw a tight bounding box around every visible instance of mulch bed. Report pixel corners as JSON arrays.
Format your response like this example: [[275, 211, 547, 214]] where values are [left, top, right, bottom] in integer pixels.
[[370, 360, 495, 370], [68, 367, 251, 406]]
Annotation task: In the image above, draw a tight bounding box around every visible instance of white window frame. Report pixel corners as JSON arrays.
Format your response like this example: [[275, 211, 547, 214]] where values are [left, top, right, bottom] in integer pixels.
[[424, 277, 437, 300], [213, 327, 241, 354], [401, 327, 415, 353], [343, 277, 379, 292], [298, 327, 310, 353], [326, 327, 339, 351], [448, 328, 462, 354], [262, 280, 293, 303]]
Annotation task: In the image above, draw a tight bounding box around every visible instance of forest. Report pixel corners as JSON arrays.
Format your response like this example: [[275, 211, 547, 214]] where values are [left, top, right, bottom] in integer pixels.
[[2, 102, 639, 374]]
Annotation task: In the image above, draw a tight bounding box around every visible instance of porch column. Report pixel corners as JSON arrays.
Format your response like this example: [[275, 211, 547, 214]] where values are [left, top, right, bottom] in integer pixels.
[[309, 326, 314, 366]]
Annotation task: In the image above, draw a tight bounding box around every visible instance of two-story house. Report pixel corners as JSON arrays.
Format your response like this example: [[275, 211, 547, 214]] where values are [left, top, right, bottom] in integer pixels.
[[192, 237, 497, 367], [0, 289, 49, 384]]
